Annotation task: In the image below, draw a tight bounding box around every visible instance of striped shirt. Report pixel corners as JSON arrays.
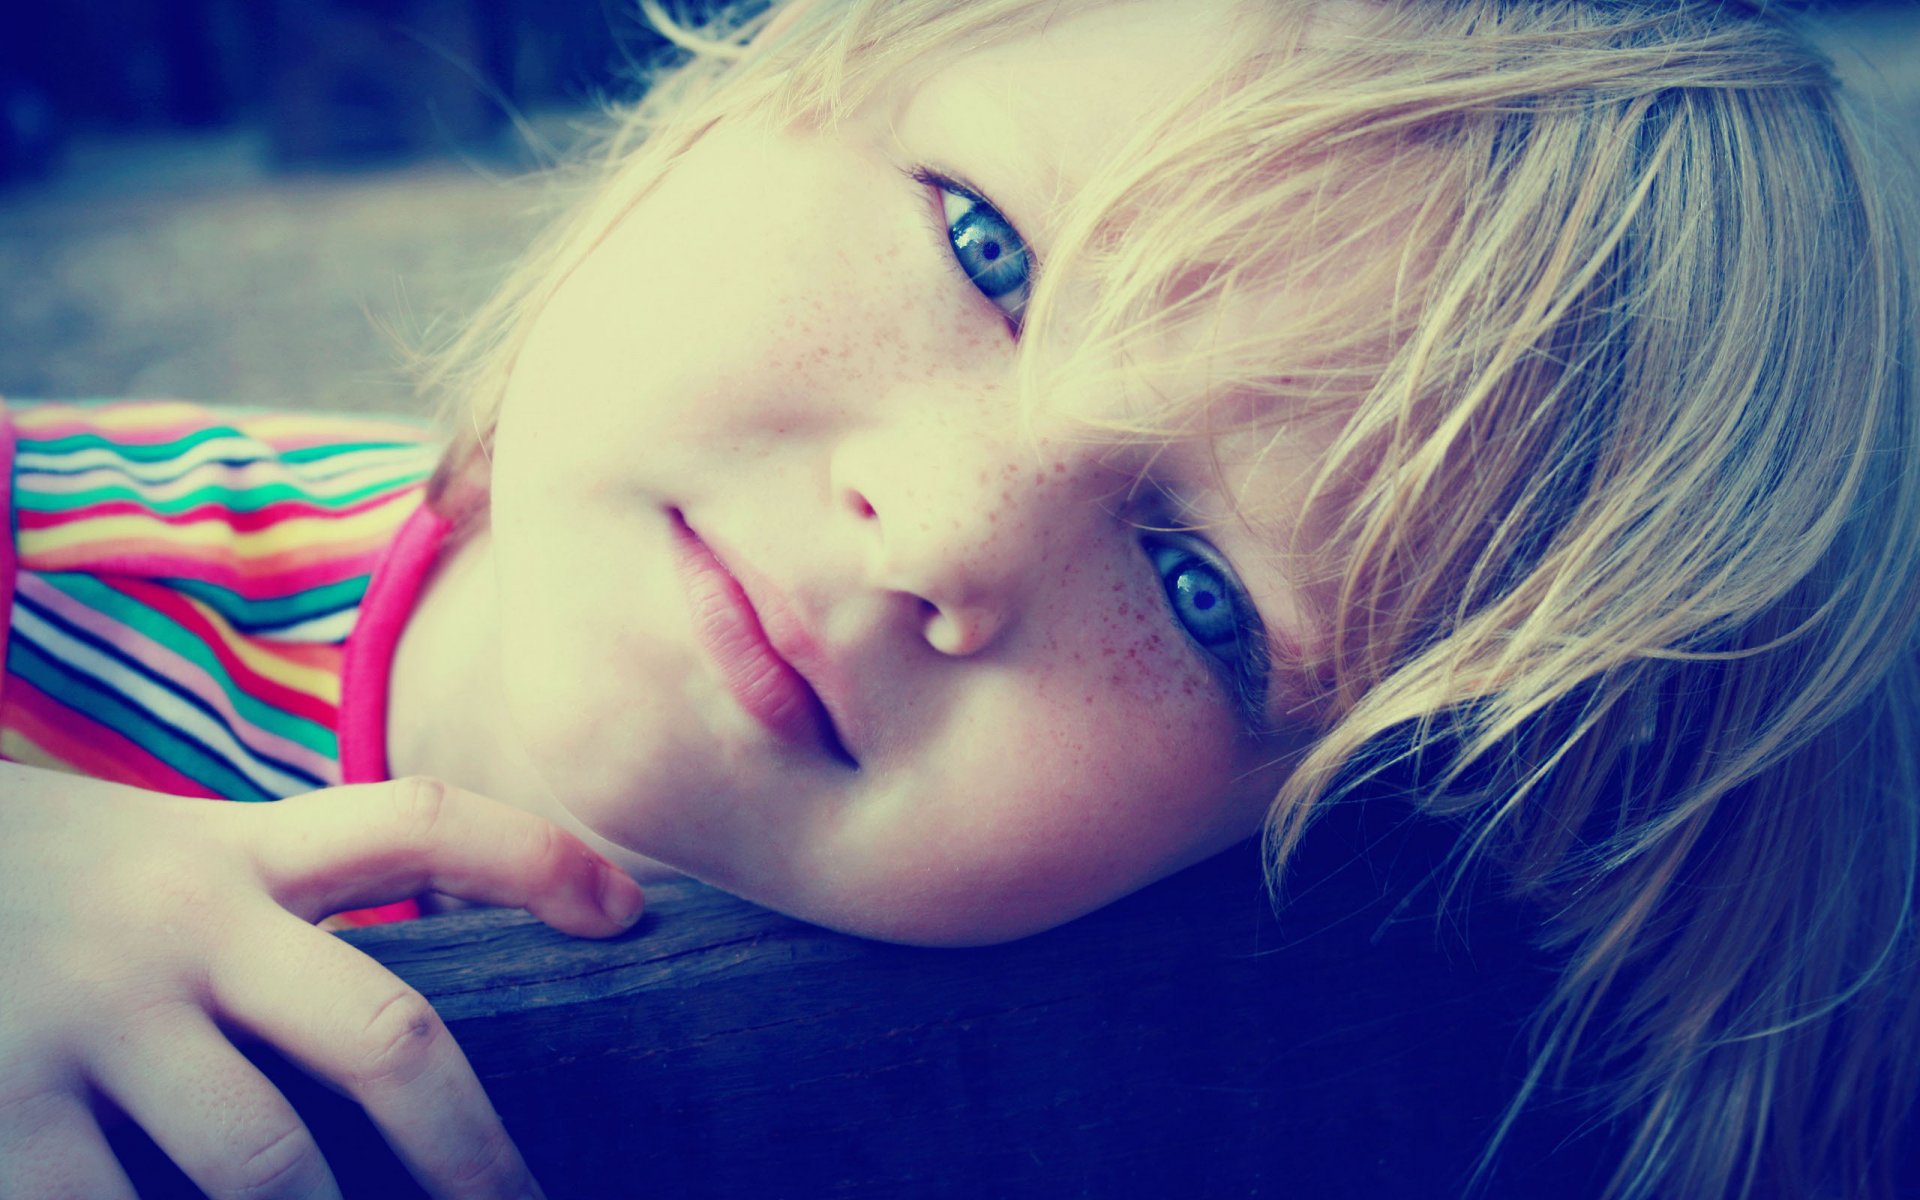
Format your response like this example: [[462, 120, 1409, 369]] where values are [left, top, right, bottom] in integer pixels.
[[0, 398, 453, 923]]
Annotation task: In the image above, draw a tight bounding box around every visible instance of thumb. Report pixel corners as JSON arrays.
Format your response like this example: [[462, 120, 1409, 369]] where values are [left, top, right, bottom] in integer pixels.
[[231, 776, 646, 935]]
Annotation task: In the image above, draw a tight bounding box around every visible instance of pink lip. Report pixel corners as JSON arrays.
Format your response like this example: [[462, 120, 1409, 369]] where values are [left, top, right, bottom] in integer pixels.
[[668, 510, 854, 766]]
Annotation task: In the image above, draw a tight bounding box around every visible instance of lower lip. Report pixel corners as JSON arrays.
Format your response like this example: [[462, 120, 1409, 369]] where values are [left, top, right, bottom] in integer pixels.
[[667, 511, 842, 759]]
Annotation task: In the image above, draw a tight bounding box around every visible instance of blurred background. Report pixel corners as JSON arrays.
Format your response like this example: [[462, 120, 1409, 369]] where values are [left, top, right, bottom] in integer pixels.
[[0, 0, 1915, 418], [0, 0, 728, 415]]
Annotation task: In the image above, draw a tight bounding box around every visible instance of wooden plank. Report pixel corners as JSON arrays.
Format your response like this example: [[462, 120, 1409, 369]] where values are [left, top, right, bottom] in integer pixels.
[[114, 803, 1616, 1197]]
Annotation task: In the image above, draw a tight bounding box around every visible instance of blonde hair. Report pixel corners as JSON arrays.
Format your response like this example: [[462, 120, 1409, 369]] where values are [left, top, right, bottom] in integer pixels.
[[420, 2, 1920, 1196]]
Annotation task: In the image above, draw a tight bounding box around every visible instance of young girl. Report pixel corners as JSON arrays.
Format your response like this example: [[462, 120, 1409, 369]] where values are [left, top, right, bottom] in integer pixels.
[[3, 0, 1916, 1197]]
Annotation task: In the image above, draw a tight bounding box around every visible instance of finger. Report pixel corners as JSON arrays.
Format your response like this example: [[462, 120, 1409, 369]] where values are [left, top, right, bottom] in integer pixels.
[[239, 777, 644, 935], [211, 912, 544, 1200], [85, 1011, 339, 1200], [0, 1086, 139, 1200]]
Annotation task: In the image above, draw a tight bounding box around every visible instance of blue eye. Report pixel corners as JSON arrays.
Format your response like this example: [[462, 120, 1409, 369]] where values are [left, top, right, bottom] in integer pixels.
[[913, 169, 1033, 328], [1144, 537, 1269, 720], [939, 188, 1032, 322], [1146, 540, 1243, 657]]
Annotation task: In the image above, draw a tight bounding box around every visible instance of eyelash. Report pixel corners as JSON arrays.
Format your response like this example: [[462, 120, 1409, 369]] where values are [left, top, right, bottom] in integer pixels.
[[907, 166, 1035, 335], [1140, 526, 1271, 728]]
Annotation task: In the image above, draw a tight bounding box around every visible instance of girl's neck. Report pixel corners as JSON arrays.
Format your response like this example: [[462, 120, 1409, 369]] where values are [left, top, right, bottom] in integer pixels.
[[386, 526, 674, 880]]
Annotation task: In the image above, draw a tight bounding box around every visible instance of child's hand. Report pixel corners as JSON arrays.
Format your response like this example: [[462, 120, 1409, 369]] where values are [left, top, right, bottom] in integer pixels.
[[0, 765, 647, 1199]]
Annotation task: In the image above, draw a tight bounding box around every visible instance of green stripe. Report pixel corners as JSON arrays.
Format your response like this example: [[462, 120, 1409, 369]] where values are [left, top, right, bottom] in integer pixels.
[[15, 472, 430, 516], [19, 426, 267, 463], [20, 427, 423, 465], [8, 636, 276, 802], [44, 573, 338, 757], [168, 574, 371, 631], [280, 440, 429, 463]]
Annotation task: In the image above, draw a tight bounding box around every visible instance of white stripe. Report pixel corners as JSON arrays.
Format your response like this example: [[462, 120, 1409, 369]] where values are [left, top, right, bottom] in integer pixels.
[[15, 435, 281, 481], [14, 604, 314, 798], [288, 444, 440, 484], [19, 452, 434, 505], [14, 438, 434, 486], [15, 573, 340, 782], [254, 609, 359, 643]]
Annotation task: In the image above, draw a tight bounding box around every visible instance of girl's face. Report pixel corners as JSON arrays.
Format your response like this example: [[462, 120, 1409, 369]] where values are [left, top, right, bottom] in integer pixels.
[[482, 0, 1332, 943]]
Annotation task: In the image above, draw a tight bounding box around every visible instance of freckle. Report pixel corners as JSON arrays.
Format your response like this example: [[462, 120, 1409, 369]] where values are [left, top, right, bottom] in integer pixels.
[[1053, 461, 1066, 474]]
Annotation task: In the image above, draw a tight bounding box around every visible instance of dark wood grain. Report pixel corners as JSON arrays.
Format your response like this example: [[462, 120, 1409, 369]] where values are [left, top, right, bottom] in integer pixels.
[[115, 803, 1617, 1198]]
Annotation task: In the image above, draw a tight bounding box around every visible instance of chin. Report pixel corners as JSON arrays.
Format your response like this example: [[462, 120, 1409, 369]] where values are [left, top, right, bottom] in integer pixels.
[[752, 865, 1132, 949]]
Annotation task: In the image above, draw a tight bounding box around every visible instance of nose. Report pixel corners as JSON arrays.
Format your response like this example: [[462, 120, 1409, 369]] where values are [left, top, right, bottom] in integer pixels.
[[831, 427, 1083, 658]]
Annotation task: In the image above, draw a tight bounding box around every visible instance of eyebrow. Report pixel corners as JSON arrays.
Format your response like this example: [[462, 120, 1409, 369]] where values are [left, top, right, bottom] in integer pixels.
[[889, 74, 1060, 264]]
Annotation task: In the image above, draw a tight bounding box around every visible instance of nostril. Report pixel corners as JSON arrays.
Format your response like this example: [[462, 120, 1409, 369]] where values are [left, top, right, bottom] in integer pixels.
[[920, 598, 1002, 657]]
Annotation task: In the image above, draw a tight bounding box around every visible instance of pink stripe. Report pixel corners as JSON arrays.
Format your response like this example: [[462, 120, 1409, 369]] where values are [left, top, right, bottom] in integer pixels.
[[13, 404, 427, 448], [332, 497, 444, 927], [24, 458, 421, 499], [20, 484, 411, 531], [21, 525, 400, 595], [340, 501, 449, 785], [326, 899, 424, 926], [0, 398, 18, 718], [17, 573, 339, 782], [103, 577, 338, 727], [1, 673, 219, 798]]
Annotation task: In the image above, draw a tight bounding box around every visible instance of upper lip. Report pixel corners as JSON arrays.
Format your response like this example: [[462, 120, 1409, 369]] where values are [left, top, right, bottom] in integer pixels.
[[673, 510, 859, 766]]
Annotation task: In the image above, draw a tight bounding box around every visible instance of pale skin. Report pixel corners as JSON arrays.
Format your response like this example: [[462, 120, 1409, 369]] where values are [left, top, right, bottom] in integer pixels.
[[0, 765, 643, 1200], [394, 0, 1330, 944], [0, 1, 1341, 1195]]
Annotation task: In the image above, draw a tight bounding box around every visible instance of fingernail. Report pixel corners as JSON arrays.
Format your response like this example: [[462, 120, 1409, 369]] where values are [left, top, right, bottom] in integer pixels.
[[597, 865, 645, 926]]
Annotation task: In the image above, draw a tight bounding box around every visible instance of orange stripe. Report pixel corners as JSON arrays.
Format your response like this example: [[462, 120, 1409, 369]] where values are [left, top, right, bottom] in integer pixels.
[[0, 674, 220, 798]]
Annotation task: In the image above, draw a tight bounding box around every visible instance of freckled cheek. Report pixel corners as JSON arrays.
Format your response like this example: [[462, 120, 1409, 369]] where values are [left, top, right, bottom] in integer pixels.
[[961, 618, 1241, 851], [1049, 556, 1233, 723]]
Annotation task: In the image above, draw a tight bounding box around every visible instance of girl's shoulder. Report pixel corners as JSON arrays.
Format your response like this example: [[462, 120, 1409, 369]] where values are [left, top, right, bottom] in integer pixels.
[[0, 397, 448, 804], [0, 397, 442, 602], [2, 396, 439, 475]]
